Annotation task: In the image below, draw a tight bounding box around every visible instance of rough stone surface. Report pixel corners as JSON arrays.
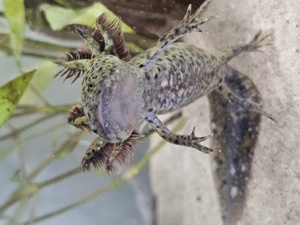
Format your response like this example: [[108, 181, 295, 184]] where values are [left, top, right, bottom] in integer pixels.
[[150, 0, 300, 224]]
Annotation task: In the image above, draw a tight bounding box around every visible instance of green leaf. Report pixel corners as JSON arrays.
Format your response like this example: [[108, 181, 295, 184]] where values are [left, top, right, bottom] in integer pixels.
[[3, 0, 25, 63], [0, 70, 36, 127], [20, 62, 57, 104], [40, 2, 135, 34]]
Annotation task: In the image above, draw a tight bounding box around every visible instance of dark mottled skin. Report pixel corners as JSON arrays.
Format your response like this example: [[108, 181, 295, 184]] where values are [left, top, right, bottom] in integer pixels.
[[130, 44, 224, 114], [80, 29, 270, 153], [55, 1, 274, 224], [80, 2, 222, 153], [80, 41, 225, 153]]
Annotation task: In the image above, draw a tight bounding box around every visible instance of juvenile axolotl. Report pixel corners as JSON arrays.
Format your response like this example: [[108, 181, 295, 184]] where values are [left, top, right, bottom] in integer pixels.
[[55, 0, 274, 224]]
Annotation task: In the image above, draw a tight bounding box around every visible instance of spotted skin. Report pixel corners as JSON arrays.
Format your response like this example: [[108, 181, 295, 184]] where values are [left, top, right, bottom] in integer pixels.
[[78, 3, 224, 153], [130, 44, 225, 113], [55, 1, 274, 224]]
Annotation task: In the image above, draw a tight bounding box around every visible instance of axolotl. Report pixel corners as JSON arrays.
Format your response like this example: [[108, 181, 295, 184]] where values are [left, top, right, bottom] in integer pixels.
[[55, 1, 274, 224]]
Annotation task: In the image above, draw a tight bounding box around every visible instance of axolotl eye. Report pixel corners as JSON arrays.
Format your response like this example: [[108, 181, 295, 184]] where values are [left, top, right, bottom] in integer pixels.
[[96, 64, 146, 143]]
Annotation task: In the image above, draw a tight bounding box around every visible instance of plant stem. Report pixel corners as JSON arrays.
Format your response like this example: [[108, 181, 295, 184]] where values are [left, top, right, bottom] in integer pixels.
[[27, 132, 84, 180], [37, 167, 83, 189], [0, 113, 184, 216], [0, 123, 66, 164], [22, 119, 186, 225], [0, 112, 62, 141], [11, 104, 71, 118], [0, 167, 82, 214]]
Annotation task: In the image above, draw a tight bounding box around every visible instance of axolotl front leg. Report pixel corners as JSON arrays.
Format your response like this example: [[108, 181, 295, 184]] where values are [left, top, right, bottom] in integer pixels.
[[145, 112, 214, 154], [142, 0, 215, 75]]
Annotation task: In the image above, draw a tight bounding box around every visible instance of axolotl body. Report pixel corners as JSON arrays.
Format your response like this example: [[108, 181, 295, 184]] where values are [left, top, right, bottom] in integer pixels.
[[75, 5, 272, 156], [82, 43, 223, 151], [55, 1, 274, 224]]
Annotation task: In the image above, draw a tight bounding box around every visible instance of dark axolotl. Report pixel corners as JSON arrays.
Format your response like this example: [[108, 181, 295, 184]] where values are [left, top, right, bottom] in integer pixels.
[[55, 1, 274, 224]]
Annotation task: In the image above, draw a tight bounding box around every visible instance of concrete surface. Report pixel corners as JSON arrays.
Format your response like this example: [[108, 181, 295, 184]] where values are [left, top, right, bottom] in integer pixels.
[[150, 0, 300, 224]]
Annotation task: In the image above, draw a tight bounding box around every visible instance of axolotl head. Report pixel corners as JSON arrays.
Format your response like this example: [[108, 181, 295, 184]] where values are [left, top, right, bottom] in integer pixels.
[[82, 55, 146, 143]]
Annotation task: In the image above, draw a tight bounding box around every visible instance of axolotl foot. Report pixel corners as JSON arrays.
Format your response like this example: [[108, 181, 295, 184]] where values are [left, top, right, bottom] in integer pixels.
[[145, 112, 216, 154], [68, 103, 91, 132]]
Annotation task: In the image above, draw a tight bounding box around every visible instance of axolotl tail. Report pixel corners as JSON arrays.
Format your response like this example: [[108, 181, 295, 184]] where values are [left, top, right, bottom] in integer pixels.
[[208, 65, 261, 225]]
